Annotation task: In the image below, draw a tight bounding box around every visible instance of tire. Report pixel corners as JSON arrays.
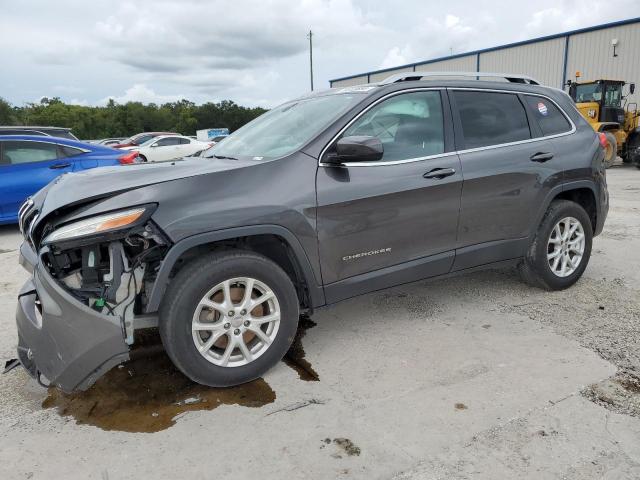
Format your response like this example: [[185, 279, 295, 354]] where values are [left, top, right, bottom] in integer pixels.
[[603, 132, 617, 168], [138, 154, 148, 163], [519, 200, 593, 291], [159, 250, 299, 387]]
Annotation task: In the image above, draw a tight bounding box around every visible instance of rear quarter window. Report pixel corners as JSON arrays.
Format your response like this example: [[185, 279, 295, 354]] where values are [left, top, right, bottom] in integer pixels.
[[524, 95, 572, 136]]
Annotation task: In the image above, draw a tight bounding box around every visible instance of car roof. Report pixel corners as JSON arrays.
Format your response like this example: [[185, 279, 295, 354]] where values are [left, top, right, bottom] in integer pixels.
[[0, 135, 114, 150], [0, 126, 72, 131], [149, 134, 189, 141], [302, 75, 564, 103]]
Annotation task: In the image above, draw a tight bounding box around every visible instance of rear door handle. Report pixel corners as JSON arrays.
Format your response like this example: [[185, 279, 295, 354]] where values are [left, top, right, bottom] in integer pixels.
[[423, 167, 456, 179], [530, 152, 554, 162], [49, 162, 71, 170]]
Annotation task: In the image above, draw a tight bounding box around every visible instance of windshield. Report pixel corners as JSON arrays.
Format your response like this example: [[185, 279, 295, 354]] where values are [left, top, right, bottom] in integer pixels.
[[575, 83, 602, 103], [138, 137, 157, 147], [206, 93, 364, 160]]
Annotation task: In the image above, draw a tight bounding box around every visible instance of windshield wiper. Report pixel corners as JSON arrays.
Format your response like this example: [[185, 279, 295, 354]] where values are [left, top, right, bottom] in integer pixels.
[[212, 154, 239, 160]]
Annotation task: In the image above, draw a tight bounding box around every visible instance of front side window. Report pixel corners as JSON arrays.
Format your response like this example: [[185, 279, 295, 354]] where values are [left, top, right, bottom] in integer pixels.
[[1, 141, 59, 165], [155, 137, 181, 147], [341, 91, 444, 162], [524, 95, 572, 136], [603, 83, 622, 107], [454, 91, 530, 149]]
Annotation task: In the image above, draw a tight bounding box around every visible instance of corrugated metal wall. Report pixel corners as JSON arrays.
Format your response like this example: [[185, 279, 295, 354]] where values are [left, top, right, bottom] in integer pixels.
[[567, 23, 640, 104], [479, 38, 565, 87], [331, 74, 369, 87], [414, 55, 476, 73], [329, 19, 640, 95], [369, 66, 414, 83]]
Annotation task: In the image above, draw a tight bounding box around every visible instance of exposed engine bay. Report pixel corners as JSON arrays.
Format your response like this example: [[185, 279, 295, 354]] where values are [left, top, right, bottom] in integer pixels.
[[41, 222, 169, 344]]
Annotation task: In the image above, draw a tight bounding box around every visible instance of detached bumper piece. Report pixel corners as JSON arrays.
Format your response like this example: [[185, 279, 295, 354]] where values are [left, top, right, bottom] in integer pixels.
[[15, 266, 130, 393]]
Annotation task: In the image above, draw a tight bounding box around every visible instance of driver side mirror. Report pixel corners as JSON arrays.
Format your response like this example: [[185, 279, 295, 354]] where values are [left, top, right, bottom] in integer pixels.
[[150, 143, 159, 147], [326, 136, 384, 165], [630, 83, 636, 95]]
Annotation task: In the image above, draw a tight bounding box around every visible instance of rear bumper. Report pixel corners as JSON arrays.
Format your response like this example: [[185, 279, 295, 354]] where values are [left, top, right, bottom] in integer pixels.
[[16, 244, 130, 393]]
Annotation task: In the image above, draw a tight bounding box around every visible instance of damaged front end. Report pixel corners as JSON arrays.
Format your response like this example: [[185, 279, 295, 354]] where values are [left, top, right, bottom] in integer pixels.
[[15, 202, 170, 392]]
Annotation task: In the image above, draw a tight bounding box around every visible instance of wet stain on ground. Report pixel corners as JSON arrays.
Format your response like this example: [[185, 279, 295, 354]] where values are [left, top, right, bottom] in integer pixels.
[[283, 315, 319, 381], [320, 437, 361, 458], [454, 402, 468, 410], [42, 350, 276, 433], [42, 314, 319, 433], [0, 248, 16, 255]]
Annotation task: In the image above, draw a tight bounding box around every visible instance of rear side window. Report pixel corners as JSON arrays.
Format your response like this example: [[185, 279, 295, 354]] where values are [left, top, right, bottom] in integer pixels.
[[523, 96, 572, 136], [453, 91, 531, 149], [179, 137, 191, 144], [1, 141, 59, 165]]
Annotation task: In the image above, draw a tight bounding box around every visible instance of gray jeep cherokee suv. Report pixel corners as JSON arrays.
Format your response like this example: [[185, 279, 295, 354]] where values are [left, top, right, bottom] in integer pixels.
[[13, 72, 608, 392]]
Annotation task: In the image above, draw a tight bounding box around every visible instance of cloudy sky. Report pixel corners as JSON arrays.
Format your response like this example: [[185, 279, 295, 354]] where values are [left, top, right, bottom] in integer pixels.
[[2, 0, 639, 108]]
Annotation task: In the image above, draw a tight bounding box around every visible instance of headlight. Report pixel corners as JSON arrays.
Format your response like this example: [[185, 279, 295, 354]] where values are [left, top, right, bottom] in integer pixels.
[[43, 207, 148, 244]]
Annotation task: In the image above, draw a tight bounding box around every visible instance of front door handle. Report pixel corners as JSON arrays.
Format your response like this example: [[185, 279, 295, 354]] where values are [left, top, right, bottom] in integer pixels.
[[423, 167, 456, 179], [530, 152, 554, 162], [49, 162, 71, 169]]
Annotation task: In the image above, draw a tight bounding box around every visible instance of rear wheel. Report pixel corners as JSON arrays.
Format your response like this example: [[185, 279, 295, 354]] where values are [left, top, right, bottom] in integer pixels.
[[603, 132, 617, 168], [160, 251, 299, 387], [519, 200, 593, 290]]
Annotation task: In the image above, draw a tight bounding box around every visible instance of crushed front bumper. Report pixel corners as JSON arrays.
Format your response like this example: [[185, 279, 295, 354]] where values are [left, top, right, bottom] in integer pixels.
[[15, 243, 130, 393]]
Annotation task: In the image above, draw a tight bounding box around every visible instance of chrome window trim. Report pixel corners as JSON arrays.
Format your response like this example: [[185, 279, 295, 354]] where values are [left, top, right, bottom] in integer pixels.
[[318, 86, 576, 168]]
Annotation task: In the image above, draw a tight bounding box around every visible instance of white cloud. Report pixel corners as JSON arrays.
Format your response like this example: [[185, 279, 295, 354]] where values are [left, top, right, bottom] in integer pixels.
[[99, 84, 186, 105], [380, 46, 415, 69]]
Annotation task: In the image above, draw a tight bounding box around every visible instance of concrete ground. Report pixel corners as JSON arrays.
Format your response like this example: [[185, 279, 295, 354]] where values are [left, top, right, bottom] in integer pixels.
[[1, 165, 639, 480]]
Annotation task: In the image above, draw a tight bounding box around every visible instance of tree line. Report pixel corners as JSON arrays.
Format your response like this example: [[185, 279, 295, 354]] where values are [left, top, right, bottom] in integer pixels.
[[0, 97, 267, 140]]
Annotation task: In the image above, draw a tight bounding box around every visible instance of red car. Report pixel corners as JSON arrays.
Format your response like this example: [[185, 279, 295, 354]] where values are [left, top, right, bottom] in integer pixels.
[[112, 132, 179, 149]]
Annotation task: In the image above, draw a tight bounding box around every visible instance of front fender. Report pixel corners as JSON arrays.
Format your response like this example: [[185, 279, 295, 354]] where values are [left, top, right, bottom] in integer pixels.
[[145, 224, 325, 312]]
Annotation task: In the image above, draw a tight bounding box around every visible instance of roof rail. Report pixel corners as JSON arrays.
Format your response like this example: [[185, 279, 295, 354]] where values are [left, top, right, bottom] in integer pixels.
[[379, 71, 541, 86]]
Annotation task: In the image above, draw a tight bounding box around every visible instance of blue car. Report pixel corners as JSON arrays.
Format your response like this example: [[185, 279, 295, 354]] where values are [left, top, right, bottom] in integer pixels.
[[0, 135, 139, 224]]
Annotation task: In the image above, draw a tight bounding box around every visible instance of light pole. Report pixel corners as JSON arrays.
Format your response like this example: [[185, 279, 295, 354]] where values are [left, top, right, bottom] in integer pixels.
[[307, 30, 314, 91]]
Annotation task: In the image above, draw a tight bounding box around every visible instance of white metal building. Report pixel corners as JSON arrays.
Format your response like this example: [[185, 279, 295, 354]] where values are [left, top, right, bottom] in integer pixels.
[[330, 17, 640, 103]]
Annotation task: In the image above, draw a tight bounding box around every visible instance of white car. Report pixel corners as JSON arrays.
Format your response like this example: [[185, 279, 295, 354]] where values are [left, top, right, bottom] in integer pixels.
[[125, 135, 211, 162]]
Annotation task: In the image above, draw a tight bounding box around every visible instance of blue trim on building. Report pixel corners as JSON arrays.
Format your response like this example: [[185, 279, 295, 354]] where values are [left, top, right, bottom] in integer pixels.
[[561, 35, 571, 89], [330, 16, 640, 84]]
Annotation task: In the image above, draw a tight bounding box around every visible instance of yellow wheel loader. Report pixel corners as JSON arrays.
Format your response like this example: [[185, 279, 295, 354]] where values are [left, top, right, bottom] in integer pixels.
[[567, 77, 640, 169]]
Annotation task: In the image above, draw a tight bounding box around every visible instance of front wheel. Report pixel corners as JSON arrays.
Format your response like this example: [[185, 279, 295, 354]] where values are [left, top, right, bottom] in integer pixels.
[[519, 200, 593, 290], [160, 251, 299, 387]]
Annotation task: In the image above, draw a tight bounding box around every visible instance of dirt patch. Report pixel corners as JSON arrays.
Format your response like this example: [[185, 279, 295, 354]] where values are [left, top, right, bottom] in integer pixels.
[[42, 351, 276, 433], [320, 437, 361, 458], [582, 371, 640, 417], [283, 315, 319, 381], [455, 403, 468, 410]]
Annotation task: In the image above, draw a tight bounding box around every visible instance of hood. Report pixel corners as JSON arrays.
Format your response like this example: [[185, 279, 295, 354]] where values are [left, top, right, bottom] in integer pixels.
[[33, 157, 256, 219]]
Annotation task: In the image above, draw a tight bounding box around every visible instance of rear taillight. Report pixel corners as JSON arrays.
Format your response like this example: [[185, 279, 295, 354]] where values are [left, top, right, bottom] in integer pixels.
[[118, 151, 139, 164], [598, 132, 608, 148]]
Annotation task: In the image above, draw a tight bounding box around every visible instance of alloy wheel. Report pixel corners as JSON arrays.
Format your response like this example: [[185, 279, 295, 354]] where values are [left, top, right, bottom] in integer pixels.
[[191, 277, 281, 367], [547, 216, 585, 277]]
